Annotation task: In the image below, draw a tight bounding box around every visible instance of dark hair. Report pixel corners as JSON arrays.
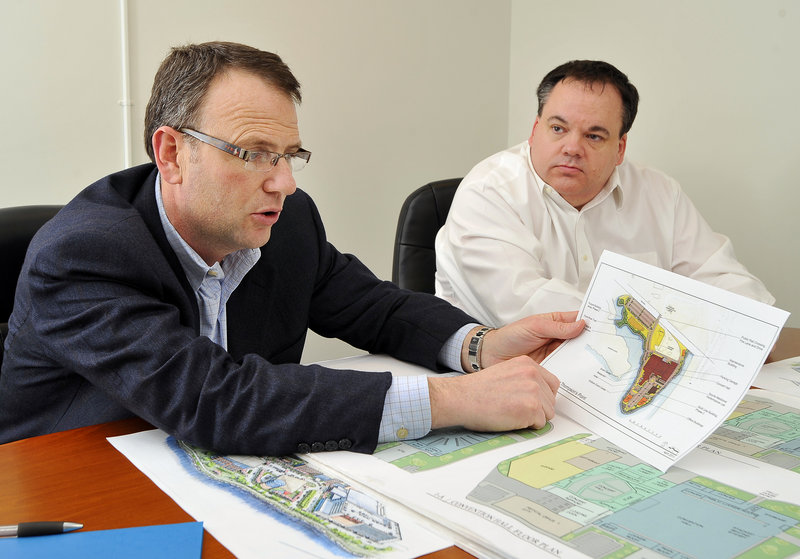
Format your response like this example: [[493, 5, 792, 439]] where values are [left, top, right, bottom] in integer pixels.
[[536, 60, 639, 137], [143, 41, 302, 162]]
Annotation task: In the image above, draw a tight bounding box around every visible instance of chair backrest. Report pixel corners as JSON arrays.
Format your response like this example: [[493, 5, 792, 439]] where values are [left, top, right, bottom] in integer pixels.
[[0, 205, 63, 337], [392, 178, 461, 294]]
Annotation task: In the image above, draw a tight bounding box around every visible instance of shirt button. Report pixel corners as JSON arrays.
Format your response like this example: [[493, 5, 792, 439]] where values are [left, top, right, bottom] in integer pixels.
[[311, 442, 325, 452], [396, 427, 409, 439], [325, 440, 339, 451], [296, 443, 311, 454], [582, 254, 589, 261], [338, 439, 352, 450]]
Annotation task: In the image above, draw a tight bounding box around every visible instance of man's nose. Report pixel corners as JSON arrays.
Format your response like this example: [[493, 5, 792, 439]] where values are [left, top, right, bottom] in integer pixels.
[[561, 132, 584, 156], [264, 157, 297, 196]]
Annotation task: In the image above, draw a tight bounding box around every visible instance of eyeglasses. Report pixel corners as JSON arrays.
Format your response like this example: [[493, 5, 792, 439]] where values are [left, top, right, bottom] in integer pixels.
[[180, 128, 311, 172]]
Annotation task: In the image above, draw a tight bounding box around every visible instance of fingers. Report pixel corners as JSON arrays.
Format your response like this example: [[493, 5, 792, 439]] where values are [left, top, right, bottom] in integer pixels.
[[539, 361, 561, 394], [520, 311, 585, 340], [546, 310, 579, 323], [430, 356, 561, 433]]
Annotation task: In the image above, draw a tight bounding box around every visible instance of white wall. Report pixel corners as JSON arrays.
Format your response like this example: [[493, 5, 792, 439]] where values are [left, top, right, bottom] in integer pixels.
[[1, 1, 126, 201], [508, 0, 799, 326], [2, 1, 796, 367], [1, 0, 511, 361]]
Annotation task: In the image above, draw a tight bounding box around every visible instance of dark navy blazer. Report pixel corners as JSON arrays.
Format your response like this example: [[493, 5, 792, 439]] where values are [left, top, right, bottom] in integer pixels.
[[0, 164, 472, 454]]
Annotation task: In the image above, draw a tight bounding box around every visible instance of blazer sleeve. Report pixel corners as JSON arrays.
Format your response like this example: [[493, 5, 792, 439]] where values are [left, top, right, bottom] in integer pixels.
[[285, 191, 474, 368], [13, 203, 395, 456]]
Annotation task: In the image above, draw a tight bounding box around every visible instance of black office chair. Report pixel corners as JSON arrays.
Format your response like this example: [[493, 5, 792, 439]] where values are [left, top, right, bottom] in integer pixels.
[[391, 178, 461, 294], [0, 205, 63, 342]]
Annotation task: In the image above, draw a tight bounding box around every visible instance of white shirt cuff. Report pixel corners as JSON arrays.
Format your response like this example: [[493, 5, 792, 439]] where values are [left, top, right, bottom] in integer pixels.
[[377, 375, 432, 443], [377, 323, 477, 443]]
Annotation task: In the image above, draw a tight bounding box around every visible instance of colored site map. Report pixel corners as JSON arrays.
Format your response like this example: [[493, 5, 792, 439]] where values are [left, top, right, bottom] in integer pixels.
[[706, 393, 800, 473], [374, 424, 552, 473], [175, 439, 401, 557], [615, 294, 691, 413], [467, 433, 800, 559], [542, 251, 787, 471]]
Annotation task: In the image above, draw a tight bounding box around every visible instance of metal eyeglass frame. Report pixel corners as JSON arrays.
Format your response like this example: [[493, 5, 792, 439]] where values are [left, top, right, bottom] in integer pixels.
[[180, 128, 311, 172]]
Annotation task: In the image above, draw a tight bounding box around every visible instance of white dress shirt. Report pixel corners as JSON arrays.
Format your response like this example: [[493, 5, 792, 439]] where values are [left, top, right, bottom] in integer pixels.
[[435, 141, 775, 327]]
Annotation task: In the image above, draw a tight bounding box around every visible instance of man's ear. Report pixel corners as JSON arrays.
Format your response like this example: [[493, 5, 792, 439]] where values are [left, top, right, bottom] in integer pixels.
[[152, 126, 185, 184], [528, 116, 541, 145], [616, 133, 628, 166]]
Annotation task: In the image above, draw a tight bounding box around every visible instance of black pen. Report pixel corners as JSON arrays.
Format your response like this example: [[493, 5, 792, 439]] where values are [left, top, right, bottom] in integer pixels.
[[0, 521, 83, 537]]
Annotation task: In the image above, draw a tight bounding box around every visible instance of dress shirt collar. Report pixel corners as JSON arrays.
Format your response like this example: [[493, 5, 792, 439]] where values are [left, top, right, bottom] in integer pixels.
[[523, 141, 625, 211], [154, 174, 260, 292]]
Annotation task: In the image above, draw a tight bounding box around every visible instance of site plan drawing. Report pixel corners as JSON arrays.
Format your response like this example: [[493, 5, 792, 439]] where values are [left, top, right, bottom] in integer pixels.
[[703, 389, 800, 473], [310, 407, 800, 559], [542, 251, 789, 471], [108, 429, 451, 559], [615, 294, 692, 414], [467, 433, 800, 559]]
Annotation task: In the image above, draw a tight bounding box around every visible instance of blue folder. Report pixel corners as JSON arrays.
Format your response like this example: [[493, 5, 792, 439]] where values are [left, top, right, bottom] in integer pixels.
[[0, 521, 204, 559]]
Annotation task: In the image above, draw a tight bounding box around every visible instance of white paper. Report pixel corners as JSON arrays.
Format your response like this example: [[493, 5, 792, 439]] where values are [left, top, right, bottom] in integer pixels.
[[541, 250, 789, 471], [108, 430, 452, 559], [753, 356, 800, 394]]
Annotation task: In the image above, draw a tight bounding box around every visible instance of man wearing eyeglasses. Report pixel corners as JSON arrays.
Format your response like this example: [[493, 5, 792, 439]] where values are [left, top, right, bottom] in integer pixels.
[[0, 42, 583, 455]]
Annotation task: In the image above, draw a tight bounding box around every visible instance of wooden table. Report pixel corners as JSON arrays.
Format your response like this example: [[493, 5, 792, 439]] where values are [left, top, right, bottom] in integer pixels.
[[769, 326, 800, 363], [2, 328, 798, 558]]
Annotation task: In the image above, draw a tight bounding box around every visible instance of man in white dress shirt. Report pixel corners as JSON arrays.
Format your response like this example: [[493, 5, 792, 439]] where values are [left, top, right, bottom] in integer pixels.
[[435, 60, 774, 327]]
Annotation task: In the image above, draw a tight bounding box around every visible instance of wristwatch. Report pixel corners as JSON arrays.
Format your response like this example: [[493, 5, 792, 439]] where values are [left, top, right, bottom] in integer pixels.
[[467, 326, 493, 373]]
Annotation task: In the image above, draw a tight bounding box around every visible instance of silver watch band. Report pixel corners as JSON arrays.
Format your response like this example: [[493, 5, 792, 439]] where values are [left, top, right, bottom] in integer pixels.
[[467, 326, 493, 372]]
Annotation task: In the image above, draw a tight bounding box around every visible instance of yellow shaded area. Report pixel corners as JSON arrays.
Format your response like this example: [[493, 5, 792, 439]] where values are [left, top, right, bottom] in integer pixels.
[[508, 441, 591, 488], [627, 314, 645, 334], [650, 325, 665, 349]]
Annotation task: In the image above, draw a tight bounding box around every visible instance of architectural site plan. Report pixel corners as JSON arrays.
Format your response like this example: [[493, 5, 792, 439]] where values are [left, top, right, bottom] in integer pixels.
[[311, 405, 800, 559], [702, 389, 800, 473], [466, 433, 800, 559], [542, 251, 788, 471]]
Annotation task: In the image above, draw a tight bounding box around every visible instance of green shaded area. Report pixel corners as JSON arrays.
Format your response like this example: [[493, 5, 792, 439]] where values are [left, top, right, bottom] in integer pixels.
[[759, 500, 800, 522], [552, 460, 675, 512], [615, 295, 646, 342], [738, 537, 800, 559], [725, 407, 800, 441], [691, 476, 755, 501], [378, 423, 553, 473]]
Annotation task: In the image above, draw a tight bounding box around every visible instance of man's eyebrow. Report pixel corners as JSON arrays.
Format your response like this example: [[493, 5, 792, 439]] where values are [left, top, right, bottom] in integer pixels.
[[586, 125, 611, 136], [547, 115, 568, 125], [250, 139, 304, 152]]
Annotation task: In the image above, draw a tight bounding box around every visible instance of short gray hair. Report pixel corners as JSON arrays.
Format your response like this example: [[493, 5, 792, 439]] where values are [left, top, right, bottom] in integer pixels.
[[143, 41, 301, 162]]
